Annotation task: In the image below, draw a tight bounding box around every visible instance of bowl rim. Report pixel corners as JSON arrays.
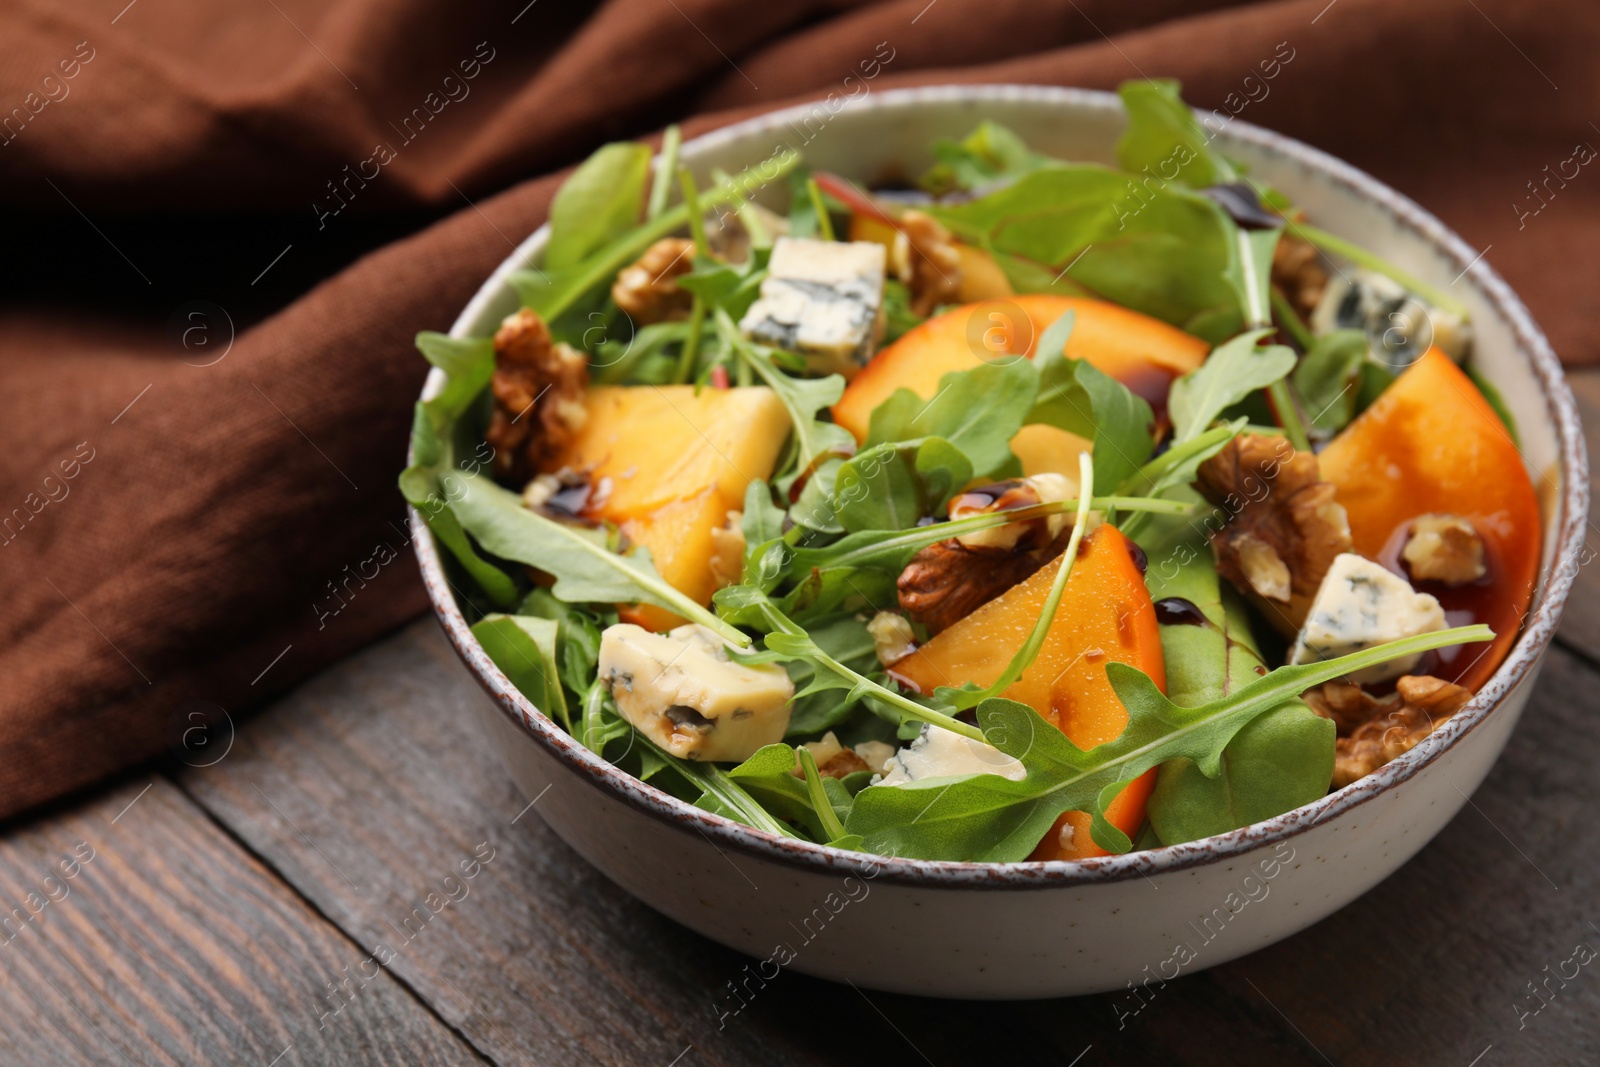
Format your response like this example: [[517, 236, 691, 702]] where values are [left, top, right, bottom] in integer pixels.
[[412, 83, 1589, 890]]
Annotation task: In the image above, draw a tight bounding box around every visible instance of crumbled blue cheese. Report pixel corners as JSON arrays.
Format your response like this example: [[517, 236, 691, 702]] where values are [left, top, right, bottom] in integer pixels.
[[1289, 553, 1447, 683], [598, 623, 793, 762], [874, 723, 1026, 787], [1310, 268, 1471, 369], [738, 236, 886, 376]]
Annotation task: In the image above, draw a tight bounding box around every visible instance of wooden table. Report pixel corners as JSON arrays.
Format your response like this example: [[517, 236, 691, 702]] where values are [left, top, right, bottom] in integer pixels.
[[4, 376, 1598, 1067]]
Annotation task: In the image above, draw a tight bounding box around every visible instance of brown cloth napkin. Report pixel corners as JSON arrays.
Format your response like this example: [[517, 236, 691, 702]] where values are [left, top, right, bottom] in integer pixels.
[[2, 0, 1596, 820]]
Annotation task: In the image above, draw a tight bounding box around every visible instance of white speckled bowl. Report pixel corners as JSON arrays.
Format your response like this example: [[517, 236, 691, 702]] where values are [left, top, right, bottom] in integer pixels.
[[412, 86, 1587, 998]]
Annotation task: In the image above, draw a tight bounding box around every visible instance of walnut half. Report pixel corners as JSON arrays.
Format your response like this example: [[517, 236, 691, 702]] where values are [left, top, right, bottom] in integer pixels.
[[486, 309, 589, 484], [611, 237, 696, 325], [1195, 433, 1352, 637], [897, 476, 1077, 633], [891, 210, 963, 317], [1304, 675, 1473, 787], [1402, 514, 1487, 585]]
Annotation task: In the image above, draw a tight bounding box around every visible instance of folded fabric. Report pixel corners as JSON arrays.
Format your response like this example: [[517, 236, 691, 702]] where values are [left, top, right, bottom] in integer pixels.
[[2, 0, 1594, 819]]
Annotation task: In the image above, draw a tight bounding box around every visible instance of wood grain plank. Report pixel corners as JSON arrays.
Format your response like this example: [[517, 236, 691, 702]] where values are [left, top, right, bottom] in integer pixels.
[[1555, 368, 1600, 662], [0, 777, 482, 1067], [1202, 642, 1600, 1066], [176, 620, 1335, 1067]]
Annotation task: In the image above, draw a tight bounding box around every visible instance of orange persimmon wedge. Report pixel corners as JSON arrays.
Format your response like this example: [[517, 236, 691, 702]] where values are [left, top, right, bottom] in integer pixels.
[[1317, 348, 1540, 690], [544, 386, 788, 630], [832, 295, 1209, 452], [890, 525, 1165, 860]]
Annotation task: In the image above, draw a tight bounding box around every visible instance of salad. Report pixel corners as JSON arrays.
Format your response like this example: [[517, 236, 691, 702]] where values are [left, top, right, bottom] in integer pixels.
[[402, 81, 1539, 863]]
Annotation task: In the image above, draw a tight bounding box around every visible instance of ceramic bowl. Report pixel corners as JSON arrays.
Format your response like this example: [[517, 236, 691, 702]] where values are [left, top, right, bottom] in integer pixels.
[[411, 85, 1587, 999]]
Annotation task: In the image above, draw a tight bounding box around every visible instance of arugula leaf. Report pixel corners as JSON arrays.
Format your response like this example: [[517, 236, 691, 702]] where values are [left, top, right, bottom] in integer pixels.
[[400, 361, 519, 609], [1168, 329, 1296, 443], [1224, 225, 1283, 332], [833, 438, 973, 532], [515, 587, 611, 701], [776, 566, 897, 624], [928, 166, 1241, 338], [1143, 544, 1333, 845], [447, 469, 749, 646], [471, 614, 571, 732], [1467, 363, 1521, 446], [796, 746, 851, 841], [725, 743, 834, 840], [845, 624, 1491, 861], [920, 120, 1059, 195], [1293, 329, 1368, 435], [1116, 79, 1238, 189], [1029, 317, 1155, 491], [729, 590, 987, 743], [544, 143, 652, 269], [782, 614, 882, 735], [511, 150, 802, 323], [788, 495, 1194, 576], [880, 279, 924, 344], [863, 358, 1036, 479], [715, 309, 854, 479]]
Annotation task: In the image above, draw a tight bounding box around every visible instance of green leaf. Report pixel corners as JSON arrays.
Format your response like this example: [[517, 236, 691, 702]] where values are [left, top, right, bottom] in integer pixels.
[[864, 358, 1037, 479], [1225, 225, 1283, 331], [716, 309, 851, 479], [400, 396, 518, 607], [1467, 363, 1521, 446], [447, 469, 748, 646], [1168, 329, 1297, 443], [783, 614, 881, 735], [1293, 329, 1368, 435], [544, 142, 652, 269], [512, 150, 802, 323], [515, 588, 611, 701], [929, 166, 1241, 334], [845, 623, 1491, 861], [789, 494, 1192, 577], [471, 614, 570, 731], [920, 120, 1060, 195], [1029, 322, 1155, 491], [725, 743, 833, 840], [1116, 79, 1238, 189], [1143, 544, 1333, 845], [833, 438, 973, 532], [796, 746, 850, 841]]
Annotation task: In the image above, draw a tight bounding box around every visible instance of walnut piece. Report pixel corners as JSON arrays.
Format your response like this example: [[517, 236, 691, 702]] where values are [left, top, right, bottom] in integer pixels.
[[897, 475, 1089, 632], [611, 237, 696, 325], [948, 474, 1076, 552], [1195, 433, 1353, 636], [891, 210, 963, 317], [1304, 675, 1473, 787], [1271, 233, 1329, 325], [867, 610, 917, 666], [1402, 513, 1487, 585], [898, 536, 1064, 634], [486, 309, 589, 484], [792, 731, 871, 780]]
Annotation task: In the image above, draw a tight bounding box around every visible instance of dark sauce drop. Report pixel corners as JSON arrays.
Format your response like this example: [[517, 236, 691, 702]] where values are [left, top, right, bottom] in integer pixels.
[[1154, 597, 1207, 627], [1126, 540, 1149, 575]]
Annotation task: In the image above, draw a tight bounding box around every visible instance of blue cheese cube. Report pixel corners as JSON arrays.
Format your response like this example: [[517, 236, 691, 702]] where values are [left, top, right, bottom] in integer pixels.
[[1289, 553, 1447, 684], [1310, 268, 1471, 369], [873, 723, 1025, 787], [739, 236, 886, 377], [598, 623, 793, 762]]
